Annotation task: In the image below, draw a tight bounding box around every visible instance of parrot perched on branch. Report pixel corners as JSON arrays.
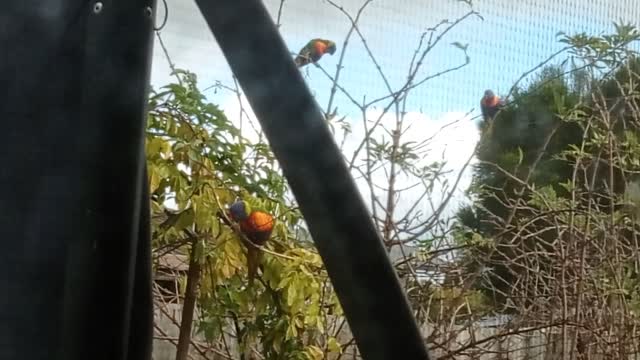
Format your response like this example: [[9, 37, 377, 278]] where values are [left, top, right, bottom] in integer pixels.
[[480, 89, 505, 122], [227, 200, 275, 285], [294, 38, 337, 68]]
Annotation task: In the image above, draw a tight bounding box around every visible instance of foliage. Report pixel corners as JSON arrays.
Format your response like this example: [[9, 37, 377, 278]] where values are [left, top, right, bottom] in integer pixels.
[[454, 24, 640, 309], [455, 24, 640, 353], [147, 70, 343, 359], [453, 63, 586, 305]]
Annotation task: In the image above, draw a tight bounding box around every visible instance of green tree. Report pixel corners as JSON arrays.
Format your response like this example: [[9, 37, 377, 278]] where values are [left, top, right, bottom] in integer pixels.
[[455, 24, 640, 314], [147, 70, 344, 360], [455, 64, 584, 306]]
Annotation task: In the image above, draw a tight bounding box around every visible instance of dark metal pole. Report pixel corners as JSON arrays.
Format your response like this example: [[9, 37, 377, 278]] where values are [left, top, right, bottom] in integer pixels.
[[193, 1, 431, 359], [0, 1, 156, 359]]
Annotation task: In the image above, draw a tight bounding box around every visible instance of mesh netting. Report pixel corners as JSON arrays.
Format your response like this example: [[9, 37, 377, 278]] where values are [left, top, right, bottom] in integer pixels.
[[149, 1, 640, 359]]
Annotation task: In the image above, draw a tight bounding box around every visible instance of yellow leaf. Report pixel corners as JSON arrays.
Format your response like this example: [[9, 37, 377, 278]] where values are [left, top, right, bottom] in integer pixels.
[[306, 303, 320, 318], [315, 316, 324, 333], [285, 323, 298, 340], [145, 138, 159, 158], [299, 264, 313, 277], [147, 137, 171, 159], [327, 337, 342, 354], [150, 200, 163, 214], [277, 275, 291, 290], [306, 345, 323, 360], [160, 140, 172, 157], [227, 250, 244, 269], [194, 201, 213, 231], [177, 277, 187, 295], [149, 168, 161, 193], [221, 262, 231, 278], [223, 236, 243, 260], [286, 282, 297, 307]]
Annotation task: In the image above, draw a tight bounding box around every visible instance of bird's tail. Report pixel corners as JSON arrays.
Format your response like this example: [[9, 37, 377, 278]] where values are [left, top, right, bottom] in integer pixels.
[[246, 247, 262, 287], [294, 55, 311, 68]]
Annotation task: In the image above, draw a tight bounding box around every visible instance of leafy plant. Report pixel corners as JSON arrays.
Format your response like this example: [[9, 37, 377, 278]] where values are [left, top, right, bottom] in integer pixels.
[[147, 70, 343, 359]]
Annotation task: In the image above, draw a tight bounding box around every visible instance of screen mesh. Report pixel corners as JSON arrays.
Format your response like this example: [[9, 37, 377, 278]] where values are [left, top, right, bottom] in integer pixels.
[[149, 1, 640, 359]]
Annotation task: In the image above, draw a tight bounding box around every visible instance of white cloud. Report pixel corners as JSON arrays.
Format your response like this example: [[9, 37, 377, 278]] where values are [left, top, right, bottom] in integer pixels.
[[217, 92, 480, 225], [338, 108, 479, 221], [218, 92, 262, 144]]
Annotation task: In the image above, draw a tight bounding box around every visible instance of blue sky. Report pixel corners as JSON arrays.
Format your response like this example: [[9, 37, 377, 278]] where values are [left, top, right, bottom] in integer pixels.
[[150, 0, 640, 223], [150, 0, 640, 119]]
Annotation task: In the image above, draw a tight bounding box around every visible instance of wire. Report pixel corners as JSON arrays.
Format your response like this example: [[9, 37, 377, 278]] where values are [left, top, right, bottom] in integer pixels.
[[154, 0, 168, 31]]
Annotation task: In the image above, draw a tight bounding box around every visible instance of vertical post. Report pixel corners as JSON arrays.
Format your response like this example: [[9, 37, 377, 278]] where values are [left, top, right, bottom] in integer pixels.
[[0, 1, 156, 359]]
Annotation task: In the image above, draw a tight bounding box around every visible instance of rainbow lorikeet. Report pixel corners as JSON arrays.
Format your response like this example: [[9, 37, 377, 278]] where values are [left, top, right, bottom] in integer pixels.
[[480, 89, 505, 122], [228, 200, 275, 285], [294, 38, 337, 68]]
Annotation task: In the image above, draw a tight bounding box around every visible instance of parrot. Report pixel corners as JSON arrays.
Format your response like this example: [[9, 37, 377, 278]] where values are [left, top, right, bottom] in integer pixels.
[[480, 89, 505, 122], [294, 38, 337, 68], [227, 200, 275, 286]]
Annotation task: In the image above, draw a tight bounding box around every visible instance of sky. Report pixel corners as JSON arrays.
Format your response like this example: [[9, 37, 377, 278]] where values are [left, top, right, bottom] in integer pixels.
[[149, 0, 640, 225]]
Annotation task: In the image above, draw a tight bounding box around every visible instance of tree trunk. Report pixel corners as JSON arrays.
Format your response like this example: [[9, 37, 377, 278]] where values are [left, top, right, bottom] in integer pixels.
[[175, 238, 202, 360]]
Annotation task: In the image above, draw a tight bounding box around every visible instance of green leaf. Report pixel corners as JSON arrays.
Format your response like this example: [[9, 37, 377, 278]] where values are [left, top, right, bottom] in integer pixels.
[[174, 209, 195, 232]]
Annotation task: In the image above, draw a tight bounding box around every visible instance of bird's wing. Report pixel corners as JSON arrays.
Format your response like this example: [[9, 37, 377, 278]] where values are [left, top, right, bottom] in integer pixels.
[[295, 45, 313, 67]]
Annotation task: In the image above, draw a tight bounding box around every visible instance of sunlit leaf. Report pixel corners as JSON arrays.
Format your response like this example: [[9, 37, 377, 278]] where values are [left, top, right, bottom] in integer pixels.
[[327, 337, 342, 354]]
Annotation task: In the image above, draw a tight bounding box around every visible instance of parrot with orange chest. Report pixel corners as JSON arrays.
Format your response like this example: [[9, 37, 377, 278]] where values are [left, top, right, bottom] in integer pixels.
[[228, 200, 275, 285], [480, 89, 506, 122], [294, 38, 337, 68]]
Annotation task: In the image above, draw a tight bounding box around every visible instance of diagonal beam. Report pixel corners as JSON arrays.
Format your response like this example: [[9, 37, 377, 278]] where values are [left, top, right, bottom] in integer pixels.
[[193, 1, 431, 359]]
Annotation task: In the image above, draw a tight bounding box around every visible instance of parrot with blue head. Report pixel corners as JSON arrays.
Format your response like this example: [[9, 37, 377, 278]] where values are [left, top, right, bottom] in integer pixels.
[[294, 38, 337, 68], [227, 200, 275, 285], [480, 89, 505, 122]]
